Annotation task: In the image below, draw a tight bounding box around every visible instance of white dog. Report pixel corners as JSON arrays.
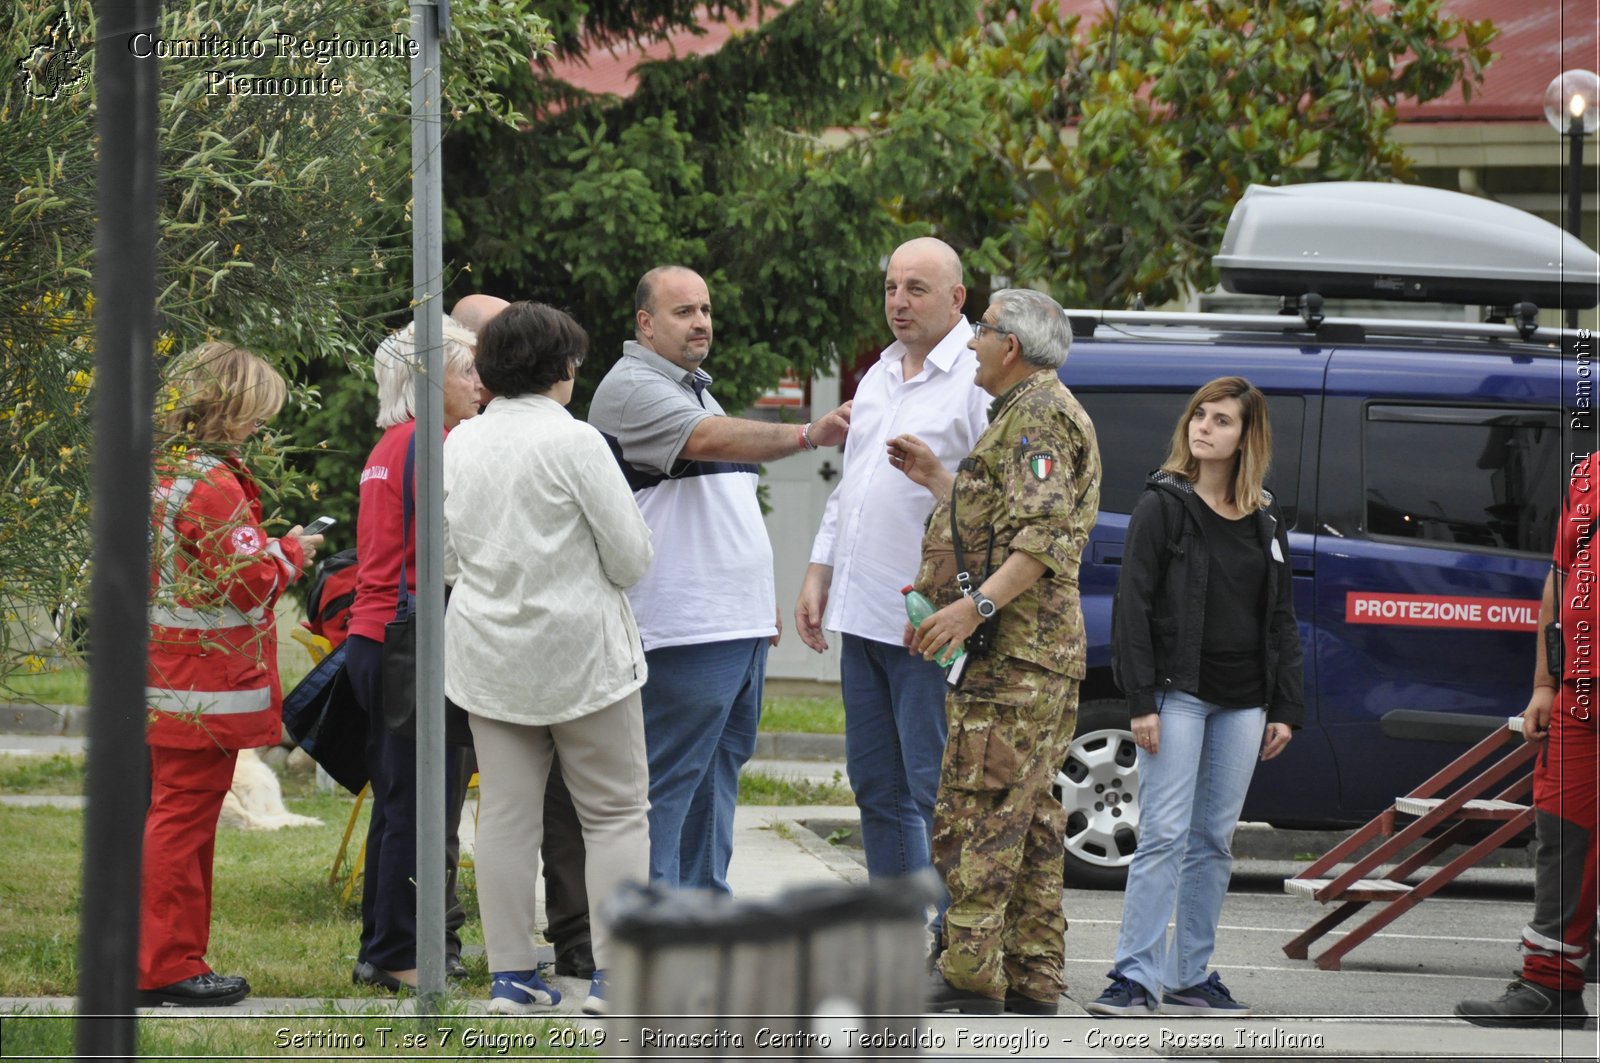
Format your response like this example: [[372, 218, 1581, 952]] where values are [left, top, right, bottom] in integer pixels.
[[220, 747, 322, 831]]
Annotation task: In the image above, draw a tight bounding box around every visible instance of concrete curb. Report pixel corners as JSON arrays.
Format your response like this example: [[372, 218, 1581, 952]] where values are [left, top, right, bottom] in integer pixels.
[[2, 703, 83, 736], [751, 731, 844, 760], [769, 810, 870, 885]]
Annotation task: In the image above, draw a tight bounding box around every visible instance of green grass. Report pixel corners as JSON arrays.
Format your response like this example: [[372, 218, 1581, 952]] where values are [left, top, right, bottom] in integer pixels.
[[1, 667, 88, 706], [0, 791, 482, 999], [0, 1010, 599, 1058], [3, 604, 317, 708], [737, 769, 853, 806], [758, 695, 843, 734], [0, 753, 84, 794], [0, 753, 849, 1000]]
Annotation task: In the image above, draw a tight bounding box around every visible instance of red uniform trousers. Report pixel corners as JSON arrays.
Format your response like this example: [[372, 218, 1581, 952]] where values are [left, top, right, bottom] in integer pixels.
[[1521, 682, 1599, 993], [138, 743, 239, 990]]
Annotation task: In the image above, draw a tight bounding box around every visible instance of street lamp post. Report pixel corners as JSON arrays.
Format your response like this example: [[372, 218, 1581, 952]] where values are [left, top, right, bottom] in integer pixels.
[[1544, 70, 1599, 330]]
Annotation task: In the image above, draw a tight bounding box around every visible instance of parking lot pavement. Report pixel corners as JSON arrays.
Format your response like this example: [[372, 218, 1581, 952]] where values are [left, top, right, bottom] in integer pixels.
[[774, 814, 1594, 1058]]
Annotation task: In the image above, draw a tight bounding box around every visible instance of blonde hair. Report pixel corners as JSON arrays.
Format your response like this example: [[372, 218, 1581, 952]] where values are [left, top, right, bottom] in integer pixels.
[[1160, 376, 1272, 514], [161, 341, 287, 443], [373, 316, 478, 428]]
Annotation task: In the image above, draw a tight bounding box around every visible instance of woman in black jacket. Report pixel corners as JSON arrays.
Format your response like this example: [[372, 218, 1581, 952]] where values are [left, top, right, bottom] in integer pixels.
[[1087, 376, 1304, 1019]]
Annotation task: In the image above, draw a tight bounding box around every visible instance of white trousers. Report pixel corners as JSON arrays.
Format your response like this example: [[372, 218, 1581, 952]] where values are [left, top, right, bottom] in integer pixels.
[[468, 691, 650, 973]]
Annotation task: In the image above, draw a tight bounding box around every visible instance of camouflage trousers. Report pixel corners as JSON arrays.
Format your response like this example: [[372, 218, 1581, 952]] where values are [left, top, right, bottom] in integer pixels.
[[933, 658, 1079, 1003]]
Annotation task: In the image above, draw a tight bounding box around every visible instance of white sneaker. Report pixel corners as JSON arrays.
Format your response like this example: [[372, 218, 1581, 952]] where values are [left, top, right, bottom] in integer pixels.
[[581, 970, 608, 1016]]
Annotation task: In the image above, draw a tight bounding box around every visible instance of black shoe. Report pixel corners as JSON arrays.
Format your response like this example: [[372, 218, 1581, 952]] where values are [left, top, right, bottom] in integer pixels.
[[1455, 979, 1589, 1029], [1005, 990, 1060, 1016], [137, 972, 249, 1008], [351, 961, 405, 992], [553, 942, 595, 980], [446, 955, 469, 981], [925, 972, 1002, 1015]]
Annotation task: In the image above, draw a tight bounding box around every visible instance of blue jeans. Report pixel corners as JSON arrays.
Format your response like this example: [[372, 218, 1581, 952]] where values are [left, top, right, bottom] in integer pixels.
[[841, 634, 948, 879], [1113, 689, 1265, 997], [641, 638, 766, 893]]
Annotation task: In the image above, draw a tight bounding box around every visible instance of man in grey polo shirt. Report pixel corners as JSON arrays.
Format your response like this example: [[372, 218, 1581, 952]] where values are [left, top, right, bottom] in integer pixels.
[[588, 264, 851, 892]]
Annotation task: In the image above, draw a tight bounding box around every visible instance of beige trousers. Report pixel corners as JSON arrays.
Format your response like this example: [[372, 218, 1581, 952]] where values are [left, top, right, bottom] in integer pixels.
[[468, 690, 650, 973]]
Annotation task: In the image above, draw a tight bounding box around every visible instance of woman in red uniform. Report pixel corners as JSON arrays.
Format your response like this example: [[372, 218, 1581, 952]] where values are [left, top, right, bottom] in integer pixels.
[[140, 342, 321, 1007]]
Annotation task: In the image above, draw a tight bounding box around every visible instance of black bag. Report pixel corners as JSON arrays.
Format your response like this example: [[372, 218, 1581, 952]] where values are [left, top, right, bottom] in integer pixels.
[[280, 640, 369, 794], [380, 434, 473, 746]]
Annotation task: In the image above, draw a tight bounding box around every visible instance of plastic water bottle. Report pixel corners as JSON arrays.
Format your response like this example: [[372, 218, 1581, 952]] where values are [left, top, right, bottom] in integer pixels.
[[902, 585, 963, 667]]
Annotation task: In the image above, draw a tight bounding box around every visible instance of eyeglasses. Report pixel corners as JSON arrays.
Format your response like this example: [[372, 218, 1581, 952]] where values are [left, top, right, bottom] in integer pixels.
[[972, 320, 1013, 342]]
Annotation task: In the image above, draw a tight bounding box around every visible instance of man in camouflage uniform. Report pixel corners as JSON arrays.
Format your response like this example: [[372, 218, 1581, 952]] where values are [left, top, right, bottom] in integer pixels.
[[889, 287, 1100, 1016]]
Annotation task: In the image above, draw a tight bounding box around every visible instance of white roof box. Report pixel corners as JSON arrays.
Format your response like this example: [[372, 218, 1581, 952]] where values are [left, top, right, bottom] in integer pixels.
[[1214, 181, 1599, 309]]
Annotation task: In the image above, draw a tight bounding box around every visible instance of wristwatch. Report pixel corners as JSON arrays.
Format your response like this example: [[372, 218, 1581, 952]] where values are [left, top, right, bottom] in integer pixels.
[[968, 589, 997, 619]]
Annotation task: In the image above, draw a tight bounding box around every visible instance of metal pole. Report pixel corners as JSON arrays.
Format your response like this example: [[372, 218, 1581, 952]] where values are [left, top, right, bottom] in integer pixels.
[[410, 0, 447, 1009], [1569, 114, 1585, 332], [79, 1, 160, 1057]]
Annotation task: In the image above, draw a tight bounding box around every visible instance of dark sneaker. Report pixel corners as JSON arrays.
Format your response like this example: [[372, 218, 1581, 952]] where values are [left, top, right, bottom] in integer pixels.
[[1005, 990, 1060, 1016], [1084, 969, 1154, 1016], [351, 961, 405, 992], [1455, 979, 1588, 1029], [446, 955, 469, 981], [581, 969, 608, 1016], [487, 969, 562, 1014], [554, 941, 596, 980], [1160, 971, 1251, 1016], [925, 972, 1003, 1015], [137, 972, 250, 1008]]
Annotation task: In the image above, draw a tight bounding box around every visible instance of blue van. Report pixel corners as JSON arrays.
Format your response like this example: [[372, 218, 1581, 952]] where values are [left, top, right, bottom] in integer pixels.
[[1053, 182, 1597, 886]]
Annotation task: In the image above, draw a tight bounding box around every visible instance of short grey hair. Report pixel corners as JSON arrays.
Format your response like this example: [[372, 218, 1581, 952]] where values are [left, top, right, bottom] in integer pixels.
[[374, 315, 478, 428], [990, 288, 1071, 370]]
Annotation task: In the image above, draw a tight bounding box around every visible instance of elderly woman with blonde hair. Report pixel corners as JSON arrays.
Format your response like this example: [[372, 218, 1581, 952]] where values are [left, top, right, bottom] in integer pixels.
[[141, 341, 323, 1007], [346, 316, 483, 991]]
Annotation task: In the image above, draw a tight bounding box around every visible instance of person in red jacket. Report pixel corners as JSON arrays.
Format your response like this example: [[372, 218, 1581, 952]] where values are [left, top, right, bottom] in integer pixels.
[[1456, 452, 1597, 1029], [346, 316, 481, 991], [140, 342, 322, 1007]]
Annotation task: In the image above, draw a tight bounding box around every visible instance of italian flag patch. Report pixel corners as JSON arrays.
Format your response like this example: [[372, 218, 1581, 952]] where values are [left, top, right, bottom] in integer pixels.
[[1029, 453, 1054, 479]]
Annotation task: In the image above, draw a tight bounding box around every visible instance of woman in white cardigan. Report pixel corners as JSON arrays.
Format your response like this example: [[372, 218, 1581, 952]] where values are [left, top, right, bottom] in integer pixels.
[[442, 301, 652, 1017]]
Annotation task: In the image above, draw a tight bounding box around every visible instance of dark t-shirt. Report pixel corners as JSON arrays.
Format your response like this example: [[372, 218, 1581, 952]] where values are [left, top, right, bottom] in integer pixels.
[[1196, 500, 1267, 708]]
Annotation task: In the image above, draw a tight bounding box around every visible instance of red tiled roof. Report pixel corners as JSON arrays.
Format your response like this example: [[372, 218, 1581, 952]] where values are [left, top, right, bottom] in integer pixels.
[[550, 0, 1598, 124], [546, 4, 779, 99], [1396, 0, 1598, 122]]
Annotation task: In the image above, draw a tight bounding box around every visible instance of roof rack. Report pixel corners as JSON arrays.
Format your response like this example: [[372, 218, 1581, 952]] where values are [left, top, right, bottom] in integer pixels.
[[1063, 307, 1575, 346]]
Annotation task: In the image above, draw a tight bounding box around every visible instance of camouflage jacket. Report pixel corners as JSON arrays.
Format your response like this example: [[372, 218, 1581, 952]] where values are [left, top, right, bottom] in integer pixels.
[[915, 370, 1100, 678]]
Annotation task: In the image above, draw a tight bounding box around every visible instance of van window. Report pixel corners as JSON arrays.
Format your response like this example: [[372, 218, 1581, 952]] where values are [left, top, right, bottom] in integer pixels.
[[1076, 391, 1303, 522], [1363, 405, 1562, 555]]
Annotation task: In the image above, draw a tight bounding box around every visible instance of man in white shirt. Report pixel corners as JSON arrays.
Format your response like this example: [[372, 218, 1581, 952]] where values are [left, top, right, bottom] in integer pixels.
[[795, 237, 988, 890], [589, 265, 851, 892]]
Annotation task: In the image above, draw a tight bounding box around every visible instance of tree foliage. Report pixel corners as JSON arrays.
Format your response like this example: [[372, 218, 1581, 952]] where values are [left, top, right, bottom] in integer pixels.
[[447, 0, 1494, 419], [878, 0, 1498, 307], [1, 0, 550, 682], [444, 0, 977, 415]]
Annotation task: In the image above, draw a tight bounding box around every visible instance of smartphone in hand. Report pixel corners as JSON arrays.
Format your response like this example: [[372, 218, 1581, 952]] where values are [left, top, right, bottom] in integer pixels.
[[301, 515, 337, 536]]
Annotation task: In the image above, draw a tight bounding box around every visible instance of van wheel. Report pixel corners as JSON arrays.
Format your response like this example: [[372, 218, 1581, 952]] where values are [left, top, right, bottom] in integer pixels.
[[1054, 699, 1139, 889]]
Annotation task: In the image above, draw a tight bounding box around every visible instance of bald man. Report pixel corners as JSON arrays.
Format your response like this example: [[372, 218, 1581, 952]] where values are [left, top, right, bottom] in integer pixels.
[[445, 295, 596, 979], [450, 294, 508, 332], [796, 237, 987, 901], [588, 265, 851, 892]]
